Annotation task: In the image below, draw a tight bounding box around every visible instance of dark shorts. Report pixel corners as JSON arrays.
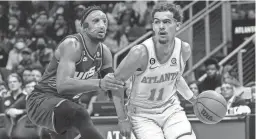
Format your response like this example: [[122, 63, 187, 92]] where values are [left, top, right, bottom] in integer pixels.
[[26, 90, 82, 135]]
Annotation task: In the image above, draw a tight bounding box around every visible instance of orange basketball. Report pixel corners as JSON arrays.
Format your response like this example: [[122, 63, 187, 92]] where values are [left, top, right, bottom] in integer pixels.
[[194, 90, 227, 124]]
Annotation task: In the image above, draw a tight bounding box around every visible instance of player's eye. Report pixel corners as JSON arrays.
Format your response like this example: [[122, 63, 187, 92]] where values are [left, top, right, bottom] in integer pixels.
[[103, 19, 107, 24], [93, 19, 99, 23], [153, 20, 160, 24], [163, 20, 172, 24]]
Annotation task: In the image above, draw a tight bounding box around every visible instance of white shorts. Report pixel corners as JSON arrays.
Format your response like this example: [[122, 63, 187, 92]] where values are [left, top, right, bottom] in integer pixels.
[[128, 105, 196, 139]]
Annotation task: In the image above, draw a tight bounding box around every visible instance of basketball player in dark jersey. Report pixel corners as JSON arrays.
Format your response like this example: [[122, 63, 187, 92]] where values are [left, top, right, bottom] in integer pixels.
[[26, 6, 124, 139]]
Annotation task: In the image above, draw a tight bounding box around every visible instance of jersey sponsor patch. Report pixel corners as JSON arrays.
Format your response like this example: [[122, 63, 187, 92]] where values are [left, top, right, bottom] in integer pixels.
[[82, 57, 88, 61], [149, 58, 155, 65], [171, 58, 177, 65]]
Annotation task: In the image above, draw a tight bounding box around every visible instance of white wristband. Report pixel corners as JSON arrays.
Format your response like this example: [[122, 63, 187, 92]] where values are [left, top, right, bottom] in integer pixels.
[[118, 117, 129, 122]]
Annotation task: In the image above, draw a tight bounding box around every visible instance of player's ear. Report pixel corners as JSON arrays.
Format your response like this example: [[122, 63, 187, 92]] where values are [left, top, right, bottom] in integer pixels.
[[152, 23, 156, 32], [176, 22, 181, 31], [82, 22, 89, 29]]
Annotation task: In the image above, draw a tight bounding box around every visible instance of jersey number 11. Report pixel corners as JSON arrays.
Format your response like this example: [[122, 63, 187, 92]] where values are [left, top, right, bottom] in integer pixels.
[[148, 88, 164, 101]]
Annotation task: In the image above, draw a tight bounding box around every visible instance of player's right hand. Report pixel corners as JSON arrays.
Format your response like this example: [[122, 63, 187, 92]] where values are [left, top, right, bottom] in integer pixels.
[[100, 73, 125, 91]]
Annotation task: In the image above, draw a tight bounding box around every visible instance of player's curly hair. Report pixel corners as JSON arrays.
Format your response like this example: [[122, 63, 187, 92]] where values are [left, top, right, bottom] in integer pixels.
[[152, 2, 183, 23], [80, 5, 104, 27]]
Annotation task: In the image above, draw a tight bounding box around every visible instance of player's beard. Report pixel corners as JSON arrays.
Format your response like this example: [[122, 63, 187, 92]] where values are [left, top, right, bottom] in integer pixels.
[[86, 31, 105, 42]]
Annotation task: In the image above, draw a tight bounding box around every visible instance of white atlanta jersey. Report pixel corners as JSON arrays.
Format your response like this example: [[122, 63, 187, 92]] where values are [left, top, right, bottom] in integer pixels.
[[127, 37, 185, 112]]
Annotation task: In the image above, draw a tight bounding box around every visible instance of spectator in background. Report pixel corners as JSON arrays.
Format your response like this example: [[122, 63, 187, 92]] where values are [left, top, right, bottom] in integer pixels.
[[74, 4, 85, 33], [6, 41, 26, 71], [188, 81, 200, 96], [8, 15, 20, 43], [111, 1, 126, 21], [0, 29, 11, 67], [220, 83, 251, 115], [219, 64, 252, 98], [8, 1, 22, 21], [0, 81, 7, 98], [30, 24, 57, 51], [117, 0, 140, 28], [0, 4, 9, 34], [31, 68, 43, 82], [0, 82, 8, 113], [247, 10, 255, 19], [104, 14, 128, 54], [199, 58, 222, 91], [140, 1, 155, 31], [4, 74, 27, 121], [17, 47, 35, 71], [47, 14, 70, 43], [22, 68, 33, 83], [31, 38, 54, 69], [32, 11, 49, 31], [23, 80, 36, 97], [16, 25, 31, 46]]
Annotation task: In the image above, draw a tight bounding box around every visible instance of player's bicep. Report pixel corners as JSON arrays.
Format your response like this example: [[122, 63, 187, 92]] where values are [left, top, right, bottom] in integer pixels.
[[56, 38, 81, 88], [114, 45, 146, 82]]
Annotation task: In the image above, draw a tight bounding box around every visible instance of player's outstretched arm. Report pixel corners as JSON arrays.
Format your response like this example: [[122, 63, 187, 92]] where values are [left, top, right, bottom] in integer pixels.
[[112, 45, 147, 137], [56, 38, 124, 95], [176, 41, 197, 104]]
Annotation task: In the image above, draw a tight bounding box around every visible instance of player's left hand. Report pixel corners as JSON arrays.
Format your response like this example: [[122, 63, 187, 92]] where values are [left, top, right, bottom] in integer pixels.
[[118, 118, 132, 138]]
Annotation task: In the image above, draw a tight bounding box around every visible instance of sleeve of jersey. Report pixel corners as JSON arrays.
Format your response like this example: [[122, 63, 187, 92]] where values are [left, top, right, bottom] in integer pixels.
[[176, 76, 194, 100]]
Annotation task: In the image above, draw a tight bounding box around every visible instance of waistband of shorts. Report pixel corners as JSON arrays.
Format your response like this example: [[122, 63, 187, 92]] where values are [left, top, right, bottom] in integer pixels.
[[126, 102, 184, 115]]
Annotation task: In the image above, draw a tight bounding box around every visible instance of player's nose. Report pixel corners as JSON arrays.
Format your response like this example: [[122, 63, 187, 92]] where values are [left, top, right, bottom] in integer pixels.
[[159, 22, 165, 29]]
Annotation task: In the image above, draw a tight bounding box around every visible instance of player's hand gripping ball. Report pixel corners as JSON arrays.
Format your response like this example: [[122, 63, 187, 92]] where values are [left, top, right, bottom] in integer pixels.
[[194, 90, 227, 124]]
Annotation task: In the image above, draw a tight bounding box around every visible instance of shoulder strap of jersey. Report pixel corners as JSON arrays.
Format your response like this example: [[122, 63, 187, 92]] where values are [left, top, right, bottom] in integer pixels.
[[141, 37, 156, 66], [180, 39, 186, 74]]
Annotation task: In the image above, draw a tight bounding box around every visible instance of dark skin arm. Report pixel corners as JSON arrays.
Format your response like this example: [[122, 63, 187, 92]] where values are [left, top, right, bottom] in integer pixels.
[[110, 45, 147, 138], [113, 45, 147, 117], [55, 38, 124, 95]]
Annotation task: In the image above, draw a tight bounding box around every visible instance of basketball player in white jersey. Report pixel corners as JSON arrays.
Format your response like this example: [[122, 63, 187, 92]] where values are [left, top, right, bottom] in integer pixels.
[[110, 2, 197, 139]]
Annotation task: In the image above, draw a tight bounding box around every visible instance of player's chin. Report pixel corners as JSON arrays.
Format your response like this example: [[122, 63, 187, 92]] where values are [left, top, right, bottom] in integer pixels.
[[95, 36, 106, 41], [158, 39, 168, 44]]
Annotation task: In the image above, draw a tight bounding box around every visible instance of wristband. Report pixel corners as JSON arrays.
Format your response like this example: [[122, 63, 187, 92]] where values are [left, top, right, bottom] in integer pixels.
[[118, 117, 129, 122]]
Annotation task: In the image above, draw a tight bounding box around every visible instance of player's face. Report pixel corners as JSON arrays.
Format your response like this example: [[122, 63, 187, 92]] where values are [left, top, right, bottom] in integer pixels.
[[84, 10, 108, 41], [152, 11, 179, 44]]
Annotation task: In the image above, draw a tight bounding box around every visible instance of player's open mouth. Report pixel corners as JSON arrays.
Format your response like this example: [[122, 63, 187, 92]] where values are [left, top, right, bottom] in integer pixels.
[[98, 32, 105, 35], [159, 32, 167, 36]]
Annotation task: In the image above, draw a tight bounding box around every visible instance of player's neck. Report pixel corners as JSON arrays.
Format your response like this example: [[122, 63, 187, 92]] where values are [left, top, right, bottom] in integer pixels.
[[155, 38, 175, 56], [82, 32, 100, 56]]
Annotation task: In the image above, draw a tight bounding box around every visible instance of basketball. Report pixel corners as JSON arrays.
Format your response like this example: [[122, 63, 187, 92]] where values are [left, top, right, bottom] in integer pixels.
[[194, 90, 227, 124]]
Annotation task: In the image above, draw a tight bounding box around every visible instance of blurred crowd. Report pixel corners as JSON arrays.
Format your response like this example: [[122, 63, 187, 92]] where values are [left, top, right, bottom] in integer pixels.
[[185, 58, 255, 116]]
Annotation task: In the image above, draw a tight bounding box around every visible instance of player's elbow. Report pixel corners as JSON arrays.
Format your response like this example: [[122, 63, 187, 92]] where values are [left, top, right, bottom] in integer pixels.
[[56, 80, 70, 94]]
